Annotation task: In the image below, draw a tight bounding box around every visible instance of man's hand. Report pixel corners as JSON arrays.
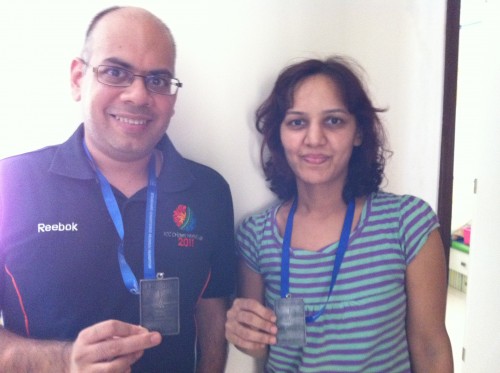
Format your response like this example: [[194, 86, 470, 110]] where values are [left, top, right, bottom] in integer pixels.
[[69, 320, 162, 373]]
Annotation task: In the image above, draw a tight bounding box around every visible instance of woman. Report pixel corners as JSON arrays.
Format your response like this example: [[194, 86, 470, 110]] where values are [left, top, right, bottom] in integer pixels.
[[225, 57, 453, 372]]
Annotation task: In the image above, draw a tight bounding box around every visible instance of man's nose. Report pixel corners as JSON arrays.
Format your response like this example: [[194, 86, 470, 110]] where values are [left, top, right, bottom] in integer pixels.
[[121, 76, 152, 106]]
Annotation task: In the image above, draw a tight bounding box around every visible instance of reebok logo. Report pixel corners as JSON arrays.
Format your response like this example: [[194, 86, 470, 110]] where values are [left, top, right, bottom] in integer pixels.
[[38, 222, 78, 233]]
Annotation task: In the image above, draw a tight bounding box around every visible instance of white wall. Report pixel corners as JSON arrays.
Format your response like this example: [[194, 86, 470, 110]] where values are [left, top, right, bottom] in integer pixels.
[[0, 0, 446, 218], [461, 0, 500, 370], [0, 1, 447, 372], [452, 0, 484, 232]]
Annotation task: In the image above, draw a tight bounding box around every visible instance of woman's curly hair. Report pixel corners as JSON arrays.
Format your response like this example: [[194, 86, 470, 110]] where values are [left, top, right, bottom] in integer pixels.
[[256, 56, 391, 202]]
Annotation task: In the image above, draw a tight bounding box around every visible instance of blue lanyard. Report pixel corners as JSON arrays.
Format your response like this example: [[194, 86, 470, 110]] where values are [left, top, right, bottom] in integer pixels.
[[281, 198, 355, 323], [83, 141, 158, 294]]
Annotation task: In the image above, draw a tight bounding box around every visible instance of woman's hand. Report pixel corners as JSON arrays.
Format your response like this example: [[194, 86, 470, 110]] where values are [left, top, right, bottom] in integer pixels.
[[225, 298, 277, 358]]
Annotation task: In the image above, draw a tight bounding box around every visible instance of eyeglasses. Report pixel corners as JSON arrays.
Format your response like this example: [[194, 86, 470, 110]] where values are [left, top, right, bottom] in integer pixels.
[[83, 62, 182, 96]]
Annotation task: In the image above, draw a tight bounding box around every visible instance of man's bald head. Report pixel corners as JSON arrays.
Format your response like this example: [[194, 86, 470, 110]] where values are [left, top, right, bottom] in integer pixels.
[[81, 6, 176, 63]]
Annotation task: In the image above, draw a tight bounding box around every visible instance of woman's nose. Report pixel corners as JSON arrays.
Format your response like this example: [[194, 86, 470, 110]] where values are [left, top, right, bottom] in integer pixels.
[[304, 122, 326, 146]]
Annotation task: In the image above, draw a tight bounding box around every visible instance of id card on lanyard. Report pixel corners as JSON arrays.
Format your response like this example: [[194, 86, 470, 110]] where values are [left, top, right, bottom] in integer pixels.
[[276, 198, 355, 346], [83, 140, 180, 335]]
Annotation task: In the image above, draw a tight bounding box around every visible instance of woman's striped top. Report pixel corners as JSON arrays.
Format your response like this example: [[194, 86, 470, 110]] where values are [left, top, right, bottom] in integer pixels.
[[236, 192, 439, 372]]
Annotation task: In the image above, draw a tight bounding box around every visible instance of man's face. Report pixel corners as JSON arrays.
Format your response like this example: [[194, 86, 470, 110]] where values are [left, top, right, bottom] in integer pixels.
[[71, 10, 178, 163]]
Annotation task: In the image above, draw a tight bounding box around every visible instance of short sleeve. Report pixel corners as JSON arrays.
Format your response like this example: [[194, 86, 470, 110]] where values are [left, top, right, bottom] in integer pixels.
[[236, 210, 271, 274], [201, 180, 237, 298], [399, 195, 440, 264]]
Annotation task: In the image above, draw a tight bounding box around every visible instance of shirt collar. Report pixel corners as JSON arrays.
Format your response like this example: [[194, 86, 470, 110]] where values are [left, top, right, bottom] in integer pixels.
[[49, 124, 196, 192]]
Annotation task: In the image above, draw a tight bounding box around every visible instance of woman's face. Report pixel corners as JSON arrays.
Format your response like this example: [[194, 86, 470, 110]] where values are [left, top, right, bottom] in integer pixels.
[[280, 74, 362, 191]]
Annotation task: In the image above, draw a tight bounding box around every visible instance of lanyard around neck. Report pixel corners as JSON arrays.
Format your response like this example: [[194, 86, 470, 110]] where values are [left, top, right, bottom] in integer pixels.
[[83, 141, 158, 294], [281, 198, 355, 323]]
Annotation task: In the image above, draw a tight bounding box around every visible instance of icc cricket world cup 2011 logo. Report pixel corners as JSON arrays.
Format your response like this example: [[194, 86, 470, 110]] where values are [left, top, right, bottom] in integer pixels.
[[173, 204, 196, 232]]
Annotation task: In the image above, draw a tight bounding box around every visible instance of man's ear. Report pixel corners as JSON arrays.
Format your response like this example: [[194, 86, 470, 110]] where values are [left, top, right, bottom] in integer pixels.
[[70, 58, 85, 102]]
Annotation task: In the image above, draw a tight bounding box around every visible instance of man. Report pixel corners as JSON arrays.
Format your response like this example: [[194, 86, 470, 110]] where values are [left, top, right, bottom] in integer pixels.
[[0, 6, 235, 372]]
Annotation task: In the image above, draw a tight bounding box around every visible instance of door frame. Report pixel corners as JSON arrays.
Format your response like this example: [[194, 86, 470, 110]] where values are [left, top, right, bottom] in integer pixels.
[[438, 0, 461, 262]]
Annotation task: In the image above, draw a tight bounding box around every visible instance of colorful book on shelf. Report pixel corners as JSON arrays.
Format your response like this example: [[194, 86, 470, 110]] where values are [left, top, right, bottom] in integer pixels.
[[451, 240, 469, 254]]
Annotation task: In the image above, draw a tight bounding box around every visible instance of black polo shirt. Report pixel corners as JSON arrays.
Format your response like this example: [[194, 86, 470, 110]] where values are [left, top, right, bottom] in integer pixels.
[[0, 125, 236, 372]]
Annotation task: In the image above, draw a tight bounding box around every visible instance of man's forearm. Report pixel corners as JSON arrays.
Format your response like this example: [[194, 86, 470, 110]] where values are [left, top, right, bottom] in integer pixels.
[[195, 297, 229, 373], [197, 339, 228, 373], [0, 328, 71, 373]]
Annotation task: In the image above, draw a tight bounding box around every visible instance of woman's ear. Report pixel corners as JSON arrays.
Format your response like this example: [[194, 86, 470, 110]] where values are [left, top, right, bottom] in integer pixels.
[[354, 127, 363, 147], [70, 58, 85, 102]]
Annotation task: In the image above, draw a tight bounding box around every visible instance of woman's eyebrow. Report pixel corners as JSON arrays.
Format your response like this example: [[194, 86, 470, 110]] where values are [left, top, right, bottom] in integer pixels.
[[285, 108, 348, 115]]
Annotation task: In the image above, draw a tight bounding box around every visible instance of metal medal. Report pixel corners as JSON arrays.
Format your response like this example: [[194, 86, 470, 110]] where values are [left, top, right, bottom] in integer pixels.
[[275, 297, 306, 346], [140, 274, 180, 335]]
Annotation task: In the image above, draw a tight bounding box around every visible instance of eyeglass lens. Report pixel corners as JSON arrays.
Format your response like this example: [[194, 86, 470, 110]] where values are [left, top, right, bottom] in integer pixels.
[[96, 65, 180, 95]]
